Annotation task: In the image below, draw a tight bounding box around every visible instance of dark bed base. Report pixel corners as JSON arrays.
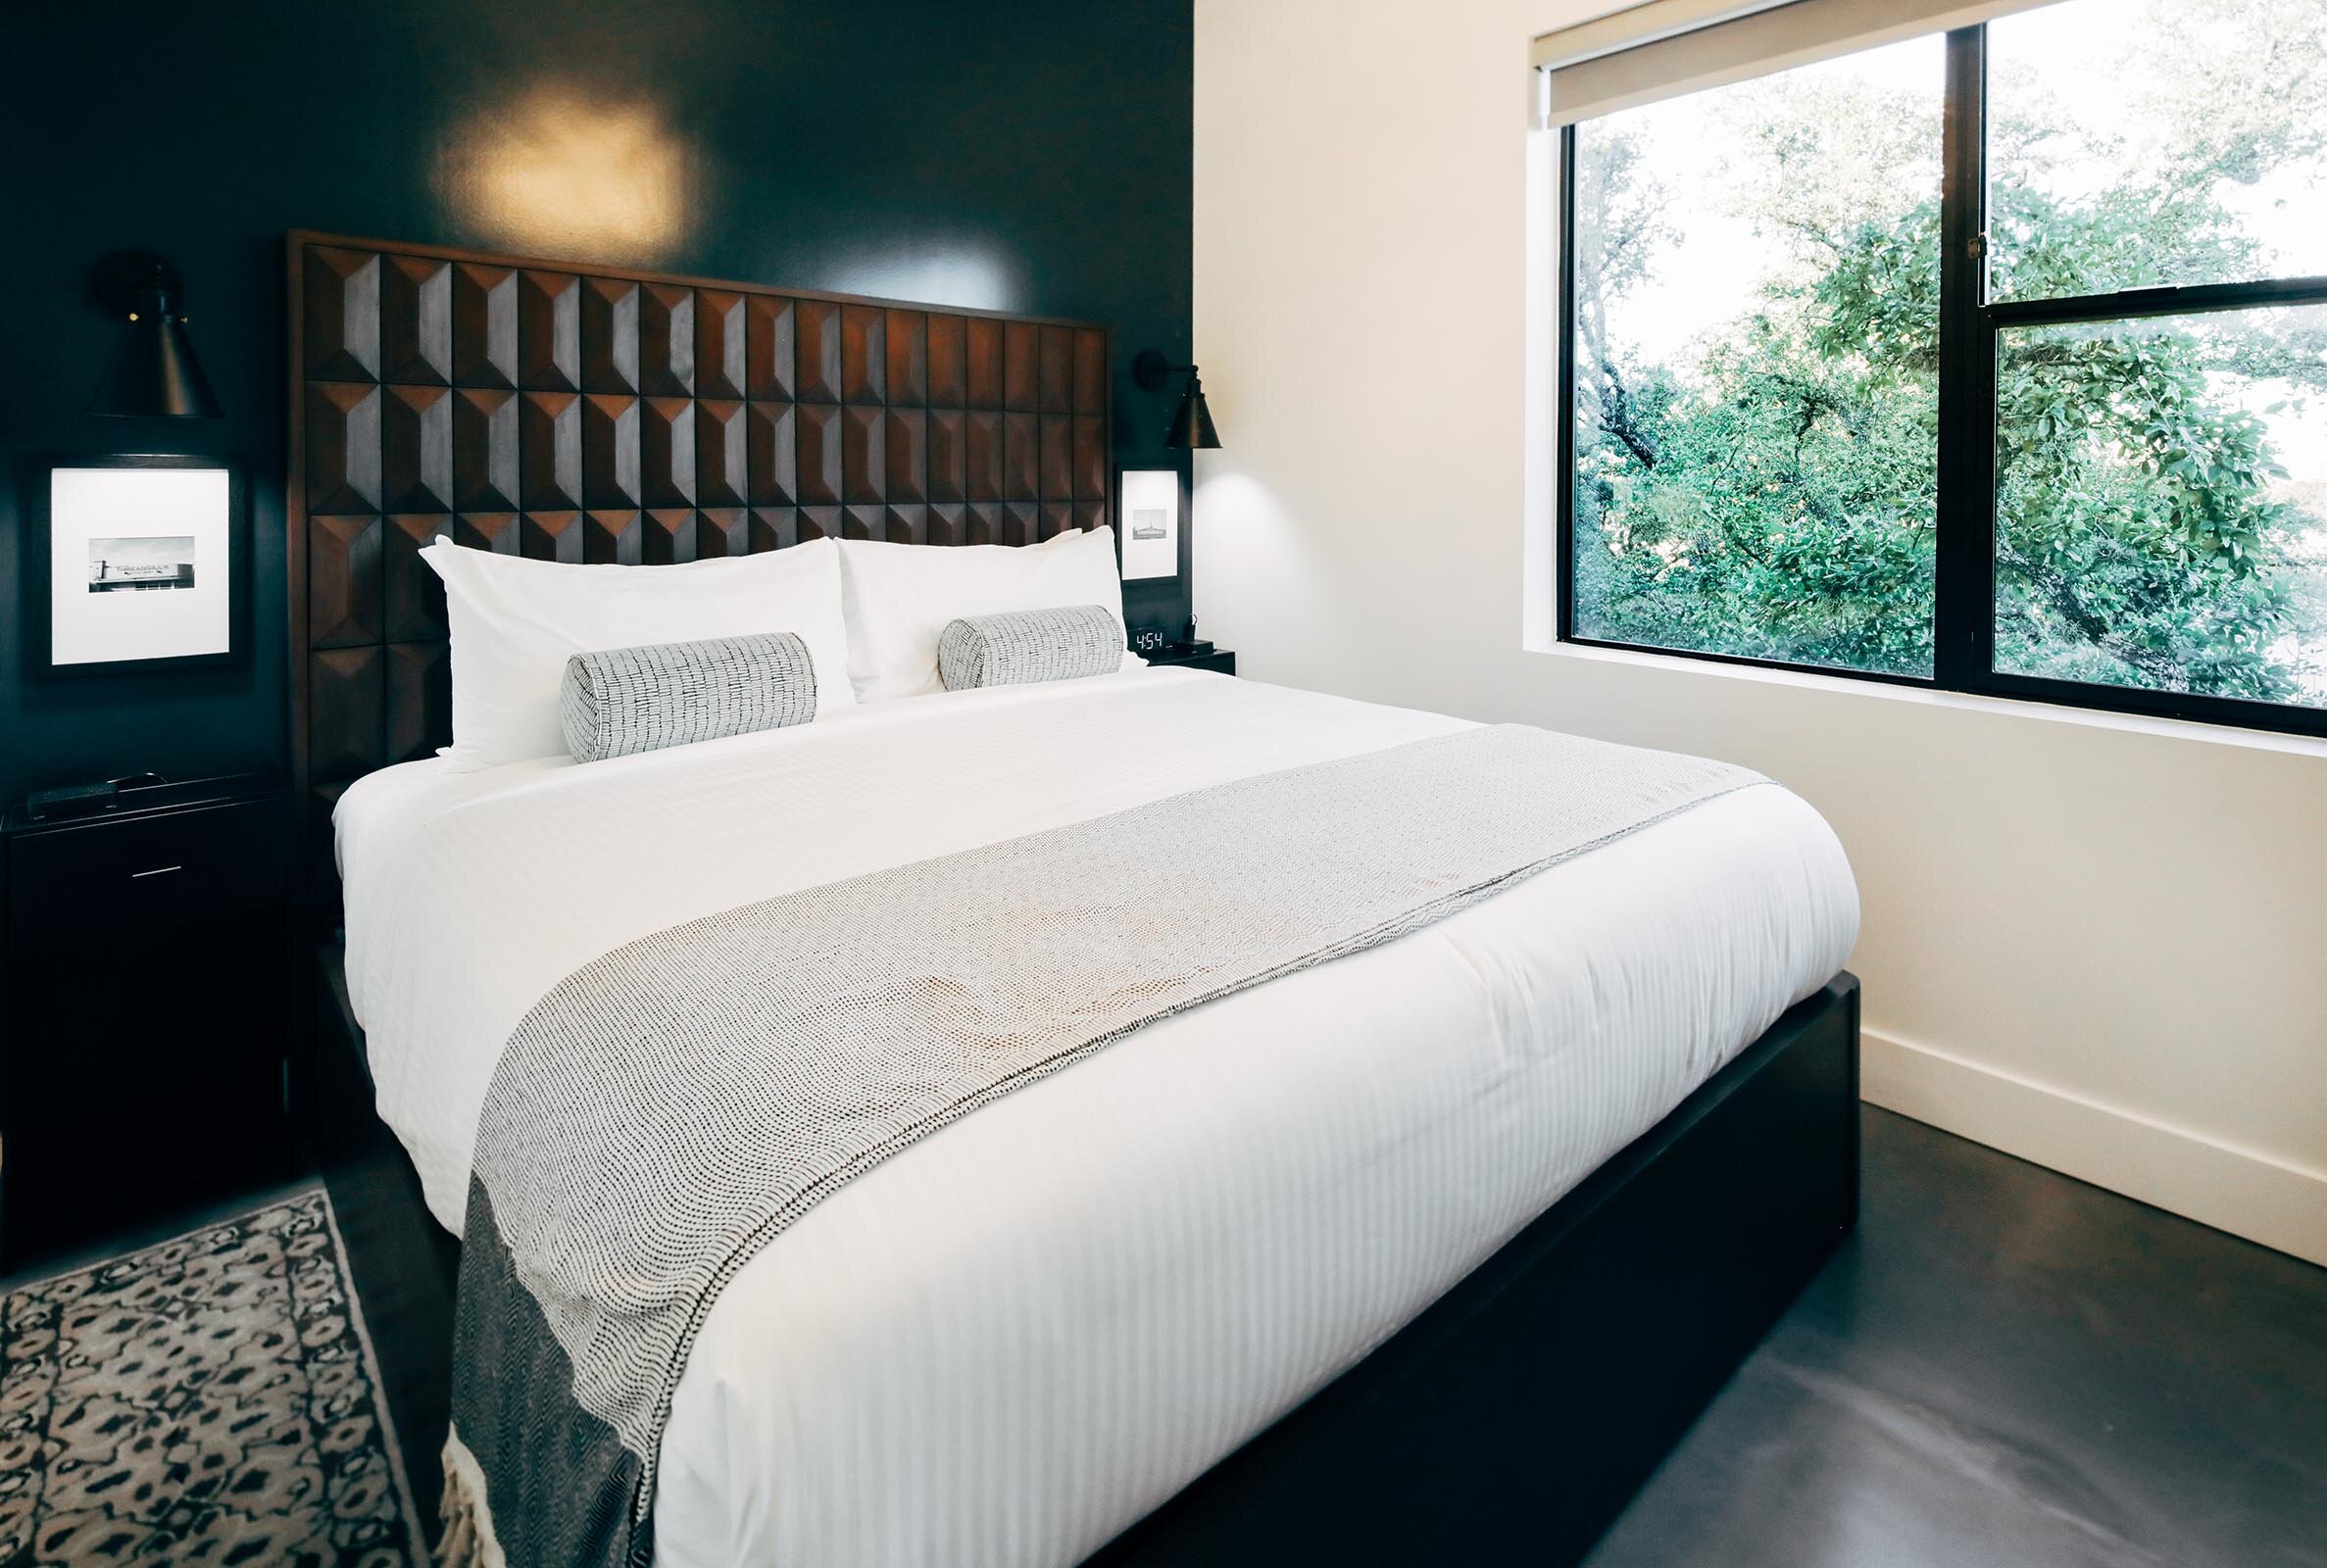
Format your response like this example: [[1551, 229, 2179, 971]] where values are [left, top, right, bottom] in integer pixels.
[[314, 953, 460, 1528], [316, 954, 1858, 1563]]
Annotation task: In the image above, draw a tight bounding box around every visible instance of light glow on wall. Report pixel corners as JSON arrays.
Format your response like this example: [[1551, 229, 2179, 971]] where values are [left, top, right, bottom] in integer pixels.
[[440, 84, 691, 260], [827, 240, 1021, 314]]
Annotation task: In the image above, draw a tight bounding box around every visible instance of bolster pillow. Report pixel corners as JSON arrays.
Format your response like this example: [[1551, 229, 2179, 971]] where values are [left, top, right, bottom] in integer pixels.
[[937, 605, 1125, 691], [560, 632, 817, 762]]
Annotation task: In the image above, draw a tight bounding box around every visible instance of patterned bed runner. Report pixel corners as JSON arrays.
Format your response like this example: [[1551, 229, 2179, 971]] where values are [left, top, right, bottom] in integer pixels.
[[443, 723, 1764, 1567]]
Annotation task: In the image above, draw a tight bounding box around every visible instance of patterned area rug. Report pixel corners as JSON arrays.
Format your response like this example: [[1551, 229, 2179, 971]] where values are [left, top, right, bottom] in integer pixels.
[[0, 1189, 424, 1566]]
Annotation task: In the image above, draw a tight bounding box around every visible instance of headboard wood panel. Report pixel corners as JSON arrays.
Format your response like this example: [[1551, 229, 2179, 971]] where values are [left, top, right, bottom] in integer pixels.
[[286, 229, 1113, 907]]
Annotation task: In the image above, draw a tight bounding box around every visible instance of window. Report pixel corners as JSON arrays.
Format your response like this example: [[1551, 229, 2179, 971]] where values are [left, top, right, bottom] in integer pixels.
[[1558, 0, 2327, 733], [1570, 37, 1944, 679]]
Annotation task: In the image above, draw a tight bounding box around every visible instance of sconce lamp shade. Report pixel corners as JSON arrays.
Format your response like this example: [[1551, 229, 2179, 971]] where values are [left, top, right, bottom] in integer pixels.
[[1165, 372, 1221, 450], [1133, 349, 1222, 450], [90, 256, 223, 418]]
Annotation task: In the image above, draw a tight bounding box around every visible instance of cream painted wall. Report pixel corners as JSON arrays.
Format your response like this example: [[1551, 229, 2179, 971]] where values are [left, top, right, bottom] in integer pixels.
[[1191, 0, 2327, 1263]]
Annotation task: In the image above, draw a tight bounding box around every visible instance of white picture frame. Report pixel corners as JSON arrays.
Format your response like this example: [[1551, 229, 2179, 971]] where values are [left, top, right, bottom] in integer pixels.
[[42, 460, 240, 672], [1119, 467, 1181, 580]]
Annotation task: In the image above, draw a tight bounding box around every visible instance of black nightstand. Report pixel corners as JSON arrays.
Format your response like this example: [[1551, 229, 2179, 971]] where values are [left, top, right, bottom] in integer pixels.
[[1, 774, 293, 1265], [1147, 647, 1236, 676]]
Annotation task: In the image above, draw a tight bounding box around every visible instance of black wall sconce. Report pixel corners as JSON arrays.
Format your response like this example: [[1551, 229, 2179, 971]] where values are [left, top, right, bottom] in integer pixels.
[[90, 252, 223, 418], [1133, 350, 1220, 450]]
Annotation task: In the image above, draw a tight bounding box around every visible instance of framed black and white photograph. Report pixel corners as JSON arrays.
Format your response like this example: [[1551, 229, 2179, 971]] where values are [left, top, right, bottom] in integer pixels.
[[1119, 468, 1182, 580], [36, 455, 243, 673]]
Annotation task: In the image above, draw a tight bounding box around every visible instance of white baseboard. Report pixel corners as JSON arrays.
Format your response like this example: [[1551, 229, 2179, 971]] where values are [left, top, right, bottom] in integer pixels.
[[1860, 1028, 2327, 1269]]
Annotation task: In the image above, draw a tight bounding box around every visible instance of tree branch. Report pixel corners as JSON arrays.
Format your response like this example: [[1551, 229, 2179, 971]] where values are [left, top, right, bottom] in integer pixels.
[[1996, 540, 2185, 687], [1594, 356, 1659, 469]]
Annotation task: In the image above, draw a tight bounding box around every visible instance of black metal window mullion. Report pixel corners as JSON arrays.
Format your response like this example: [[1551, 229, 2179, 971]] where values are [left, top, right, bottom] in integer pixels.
[[1986, 274, 2327, 328], [1556, 123, 1578, 646], [1932, 24, 1993, 693]]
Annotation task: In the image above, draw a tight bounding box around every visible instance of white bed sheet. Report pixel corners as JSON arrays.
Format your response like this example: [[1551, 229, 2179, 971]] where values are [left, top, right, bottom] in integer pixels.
[[335, 668, 1858, 1568]]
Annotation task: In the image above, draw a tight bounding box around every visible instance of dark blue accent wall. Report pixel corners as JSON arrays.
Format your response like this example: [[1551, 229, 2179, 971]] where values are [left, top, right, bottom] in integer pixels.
[[0, 0, 1192, 802]]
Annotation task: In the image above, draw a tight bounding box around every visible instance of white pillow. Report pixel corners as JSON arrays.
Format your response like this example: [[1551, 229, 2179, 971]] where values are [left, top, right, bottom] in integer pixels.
[[422, 537, 854, 770], [836, 527, 1141, 702]]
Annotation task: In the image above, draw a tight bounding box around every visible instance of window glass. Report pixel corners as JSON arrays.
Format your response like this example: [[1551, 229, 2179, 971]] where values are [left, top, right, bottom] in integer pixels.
[[1989, 0, 2327, 301], [1569, 36, 1942, 677], [1995, 306, 2327, 706]]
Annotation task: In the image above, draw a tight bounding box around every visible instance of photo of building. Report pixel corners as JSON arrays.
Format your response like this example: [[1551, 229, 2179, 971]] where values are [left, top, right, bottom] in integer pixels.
[[88, 535, 196, 593]]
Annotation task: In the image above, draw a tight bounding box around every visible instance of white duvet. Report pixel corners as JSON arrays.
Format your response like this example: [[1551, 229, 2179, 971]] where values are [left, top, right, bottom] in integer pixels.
[[335, 668, 1858, 1568]]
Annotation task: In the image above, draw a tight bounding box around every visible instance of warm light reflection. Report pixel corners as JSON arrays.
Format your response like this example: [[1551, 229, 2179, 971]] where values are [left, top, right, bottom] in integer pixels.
[[441, 84, 689, 259]]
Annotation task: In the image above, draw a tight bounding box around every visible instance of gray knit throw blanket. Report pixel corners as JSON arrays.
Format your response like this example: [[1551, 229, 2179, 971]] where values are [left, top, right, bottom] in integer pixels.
[[440, 723, 1765, 1568]]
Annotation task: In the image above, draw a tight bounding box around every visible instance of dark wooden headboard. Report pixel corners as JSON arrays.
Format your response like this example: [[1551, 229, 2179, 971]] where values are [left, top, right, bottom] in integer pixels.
[[286, 229, 1113, 902]]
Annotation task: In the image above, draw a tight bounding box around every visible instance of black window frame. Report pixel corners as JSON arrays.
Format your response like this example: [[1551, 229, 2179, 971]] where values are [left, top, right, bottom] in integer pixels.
[[1555, 21, 2327, 741]]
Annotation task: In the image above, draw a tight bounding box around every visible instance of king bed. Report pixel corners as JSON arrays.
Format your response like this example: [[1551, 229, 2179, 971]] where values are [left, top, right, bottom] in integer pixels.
[[291, 231, 1862, 1566]]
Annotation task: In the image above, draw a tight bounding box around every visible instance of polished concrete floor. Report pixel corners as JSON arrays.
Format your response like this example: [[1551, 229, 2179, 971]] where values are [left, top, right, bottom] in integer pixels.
[[1586, 1107, 2327, 1568], [12, 1106, 2322, 1565]]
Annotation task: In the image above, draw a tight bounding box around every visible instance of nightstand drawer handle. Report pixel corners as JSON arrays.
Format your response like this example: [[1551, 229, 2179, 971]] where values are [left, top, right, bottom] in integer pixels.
[[130, 864, 184, 880]]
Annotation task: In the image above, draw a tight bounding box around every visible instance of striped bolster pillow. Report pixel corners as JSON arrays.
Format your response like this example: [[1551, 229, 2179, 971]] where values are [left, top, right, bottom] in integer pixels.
[[937, 605, 1124, 690], [561, 632, 817, 762]]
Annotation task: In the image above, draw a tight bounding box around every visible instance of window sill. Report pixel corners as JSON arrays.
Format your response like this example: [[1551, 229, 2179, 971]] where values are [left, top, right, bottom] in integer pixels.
[[1523, 637, 2327, 761]]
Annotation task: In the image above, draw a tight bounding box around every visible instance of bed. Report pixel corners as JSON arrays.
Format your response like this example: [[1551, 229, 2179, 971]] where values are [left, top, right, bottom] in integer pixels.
[[289, 232, 1862, 1566]]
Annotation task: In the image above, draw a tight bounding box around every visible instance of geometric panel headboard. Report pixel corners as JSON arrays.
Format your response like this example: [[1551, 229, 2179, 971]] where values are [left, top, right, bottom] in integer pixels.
[[285, 228, 1112, 905]]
